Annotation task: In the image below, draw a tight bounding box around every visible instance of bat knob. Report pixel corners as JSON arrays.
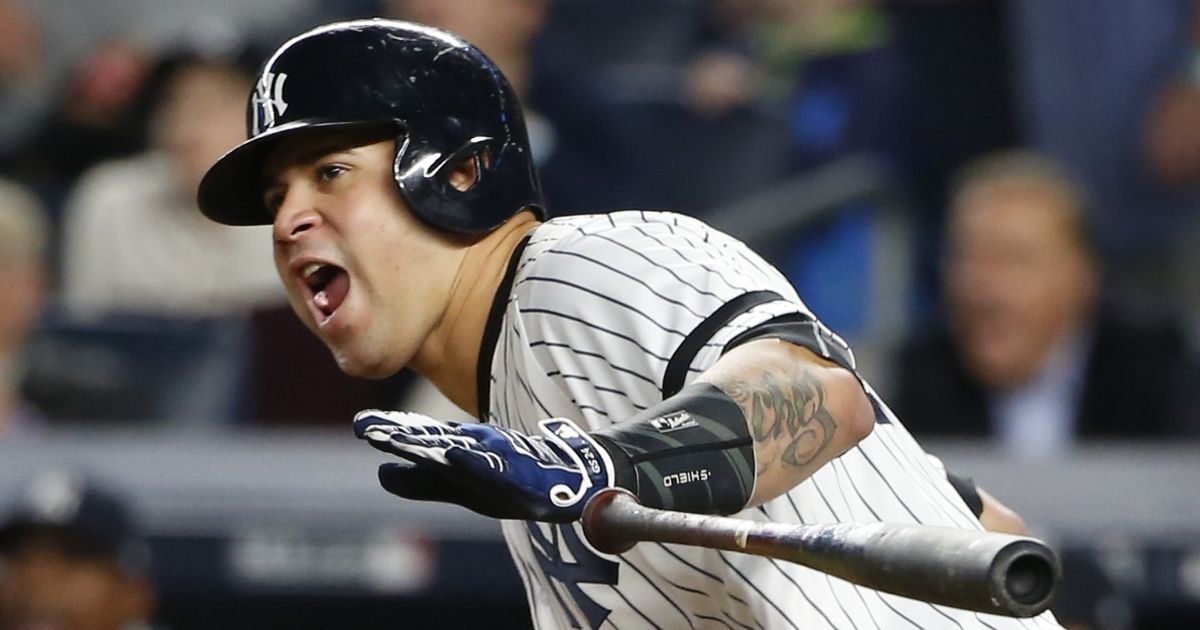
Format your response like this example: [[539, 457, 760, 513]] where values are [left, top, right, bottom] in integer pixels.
[[581, 487, 641, 554]]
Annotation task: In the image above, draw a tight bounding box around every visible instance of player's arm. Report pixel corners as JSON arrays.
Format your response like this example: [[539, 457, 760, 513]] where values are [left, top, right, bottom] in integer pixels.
[[351, 338, 874, 521], [691, 337, 875, 506]]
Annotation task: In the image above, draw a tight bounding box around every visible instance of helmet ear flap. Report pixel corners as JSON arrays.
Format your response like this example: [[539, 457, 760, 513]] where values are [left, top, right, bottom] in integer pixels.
[[439, 138, 493, 193], [392, 135, 493, 194], [393, 132, 510, 229]]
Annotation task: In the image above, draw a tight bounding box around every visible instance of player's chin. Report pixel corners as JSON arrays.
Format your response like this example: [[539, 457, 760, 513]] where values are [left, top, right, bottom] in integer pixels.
[[335, 357, 391, 379], [329, 341, 404, 380]]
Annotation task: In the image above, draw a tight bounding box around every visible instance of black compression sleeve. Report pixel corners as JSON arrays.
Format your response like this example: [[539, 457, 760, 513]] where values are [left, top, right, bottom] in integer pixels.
[[592, 383, 755, 514]]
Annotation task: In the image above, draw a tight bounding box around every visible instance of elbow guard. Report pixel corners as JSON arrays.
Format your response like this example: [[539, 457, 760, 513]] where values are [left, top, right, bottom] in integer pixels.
[[592, 383, 755, 515]]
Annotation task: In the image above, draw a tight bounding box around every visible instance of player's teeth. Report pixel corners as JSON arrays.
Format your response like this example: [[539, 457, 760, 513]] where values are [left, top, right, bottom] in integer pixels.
[[302, 263, 324, 278]]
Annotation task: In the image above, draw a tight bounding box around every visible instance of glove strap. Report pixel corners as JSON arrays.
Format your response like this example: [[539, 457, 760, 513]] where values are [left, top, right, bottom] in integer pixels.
[[593, 383, 755, 514], [538, 418, 616, 509]]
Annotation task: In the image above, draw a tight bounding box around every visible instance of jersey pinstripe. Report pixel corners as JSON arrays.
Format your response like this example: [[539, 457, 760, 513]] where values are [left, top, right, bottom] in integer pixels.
[[481, 211, 1063, 630]]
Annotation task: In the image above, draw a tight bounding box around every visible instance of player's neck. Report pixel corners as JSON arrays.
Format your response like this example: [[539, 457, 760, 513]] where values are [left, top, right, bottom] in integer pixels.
[[414, 211, 541, 417]]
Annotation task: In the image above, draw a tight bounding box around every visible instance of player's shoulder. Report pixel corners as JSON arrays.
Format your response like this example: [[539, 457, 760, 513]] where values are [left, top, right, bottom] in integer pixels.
[[537, 208, 690, 234], [530, 210, 739, 259], [517, 208, 799, 306]]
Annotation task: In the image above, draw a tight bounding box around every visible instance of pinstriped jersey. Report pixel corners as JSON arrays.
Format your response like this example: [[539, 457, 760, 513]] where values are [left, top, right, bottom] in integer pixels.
[[480, 211, 1063, 630]]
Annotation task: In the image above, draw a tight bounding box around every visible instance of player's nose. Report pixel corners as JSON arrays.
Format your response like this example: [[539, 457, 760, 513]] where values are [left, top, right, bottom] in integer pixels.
[[273, 187, 323, 243]]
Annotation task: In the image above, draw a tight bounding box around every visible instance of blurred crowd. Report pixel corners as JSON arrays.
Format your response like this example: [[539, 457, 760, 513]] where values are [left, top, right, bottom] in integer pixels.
[[5, 0, 1196, 438], [1, 0, 1199, 627]]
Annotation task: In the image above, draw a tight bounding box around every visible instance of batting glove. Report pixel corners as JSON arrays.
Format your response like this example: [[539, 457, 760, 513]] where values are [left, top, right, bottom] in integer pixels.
[[353, 410, 617, 522]]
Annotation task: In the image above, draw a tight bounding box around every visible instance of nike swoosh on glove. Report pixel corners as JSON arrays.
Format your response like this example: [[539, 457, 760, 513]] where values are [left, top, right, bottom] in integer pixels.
[[353, 410, 617, 522]]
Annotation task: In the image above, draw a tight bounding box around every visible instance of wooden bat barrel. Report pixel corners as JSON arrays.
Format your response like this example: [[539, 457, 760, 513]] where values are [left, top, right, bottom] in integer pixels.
[[581, 488, 1060, 618]]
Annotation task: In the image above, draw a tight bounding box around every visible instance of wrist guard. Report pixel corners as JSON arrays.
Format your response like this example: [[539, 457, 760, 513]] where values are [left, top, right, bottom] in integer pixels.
[[592, 383, 755, 515]]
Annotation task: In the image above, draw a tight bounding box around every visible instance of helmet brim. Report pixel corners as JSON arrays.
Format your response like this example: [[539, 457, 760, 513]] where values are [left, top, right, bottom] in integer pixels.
[[197, 119, 398, 226]]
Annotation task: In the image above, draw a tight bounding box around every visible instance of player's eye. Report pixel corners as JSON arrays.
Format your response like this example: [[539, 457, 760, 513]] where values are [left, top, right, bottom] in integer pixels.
[[263, 186, 286, 215], [317, 163, 348, 182]]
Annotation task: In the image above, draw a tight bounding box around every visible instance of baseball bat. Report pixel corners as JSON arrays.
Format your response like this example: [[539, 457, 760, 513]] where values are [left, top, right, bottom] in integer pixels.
[[581, 488, 1060, 618]]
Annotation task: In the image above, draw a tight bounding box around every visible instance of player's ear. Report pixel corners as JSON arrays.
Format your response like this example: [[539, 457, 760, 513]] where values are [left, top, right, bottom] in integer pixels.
[[447, 148, 490, 193]]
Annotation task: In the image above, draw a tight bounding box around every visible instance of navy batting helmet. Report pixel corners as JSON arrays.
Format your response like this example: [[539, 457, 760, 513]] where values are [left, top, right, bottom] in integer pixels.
[[197, 19, 544, 234]]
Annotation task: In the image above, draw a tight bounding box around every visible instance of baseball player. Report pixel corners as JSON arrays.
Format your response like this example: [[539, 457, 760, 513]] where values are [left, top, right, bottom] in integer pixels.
[[197, 19, 1063, 629]]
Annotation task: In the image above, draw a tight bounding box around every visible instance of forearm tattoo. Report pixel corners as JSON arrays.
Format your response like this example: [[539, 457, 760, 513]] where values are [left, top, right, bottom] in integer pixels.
[[721, 368, 838, 470]]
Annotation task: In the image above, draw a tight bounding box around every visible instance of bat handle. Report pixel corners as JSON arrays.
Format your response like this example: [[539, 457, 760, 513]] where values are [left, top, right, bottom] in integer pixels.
[[581, 487, 642, 554]]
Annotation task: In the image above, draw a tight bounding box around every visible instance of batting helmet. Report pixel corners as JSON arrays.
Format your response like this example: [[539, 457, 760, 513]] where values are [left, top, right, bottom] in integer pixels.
[[197, 19, 544, 234]]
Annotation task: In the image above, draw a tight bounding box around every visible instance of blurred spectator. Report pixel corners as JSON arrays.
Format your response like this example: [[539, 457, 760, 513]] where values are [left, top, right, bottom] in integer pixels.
[[4, 0, 326, 221], [1135, 0, 1200, 356], [574, 0, 910, 232], [0, 0, 42, 90], [671, 0, 912, 343], [11, 39, 154, 204], [1009, 0, 1200, 316], [18, 46, 301, 427], [883, 0, 1020, 316], [0, 0, 50, 164], [0, 179, 50, 438], [0, 470, 156, 630], [891, 151, 1200, 456], [57, 47, 283, 320], [684, 0, 910, 172]]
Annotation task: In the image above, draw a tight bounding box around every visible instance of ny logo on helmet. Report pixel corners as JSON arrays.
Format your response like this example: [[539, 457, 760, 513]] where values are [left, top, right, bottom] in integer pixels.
[[252, 71, 289, 133]]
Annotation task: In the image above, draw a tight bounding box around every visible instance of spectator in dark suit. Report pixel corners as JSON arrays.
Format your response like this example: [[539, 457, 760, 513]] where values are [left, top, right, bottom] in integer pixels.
[[891, 150, 1200, 457]]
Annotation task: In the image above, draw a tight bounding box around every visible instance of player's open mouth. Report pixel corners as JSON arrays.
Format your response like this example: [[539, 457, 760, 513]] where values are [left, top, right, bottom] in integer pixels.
[[302, 262, 350, 320]]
